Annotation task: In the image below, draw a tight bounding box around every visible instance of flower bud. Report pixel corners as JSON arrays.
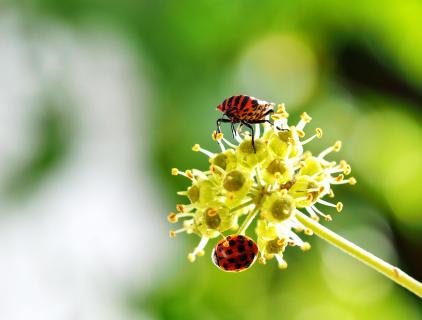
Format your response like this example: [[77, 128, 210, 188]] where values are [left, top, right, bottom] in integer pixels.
[[223, 170, 245, 192], [262, 192, 296, 223], [288, 176, 320, 207], [210, 149, 237, 173], [221, 169, 252, 207], [263, 158, 293, 185], [204, 208, 221, 229], [187, 185, 200, 203], [237, 138, 268, 167]]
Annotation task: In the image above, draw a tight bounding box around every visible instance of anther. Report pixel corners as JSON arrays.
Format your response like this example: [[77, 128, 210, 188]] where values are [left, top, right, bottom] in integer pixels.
[[185, 170, 194, 179], [207, 208, 218, 217], [300, 242, 311, 251], [316, 128, 323, 138], [336, 202, 343, 212], [300, 112, 312, 123], [333, 140, 342, 152], [171, 168, 179, 175], [304, 228, 313, 236], [258, 257, 267, 264], [335, 174, 344, 182], [278, 260, 288, 269], [349, 177, 357, 185], [176, 204, 185, 213], [167, 212, 178, 223], [296, 129, 305, 138], [192, 144, 200, 152], [212, 131, 223, 141], [187, 253, 196, 262], [276, 103, 286, 114], [344, 165, 351, 175], [169, 230, 177, 238]]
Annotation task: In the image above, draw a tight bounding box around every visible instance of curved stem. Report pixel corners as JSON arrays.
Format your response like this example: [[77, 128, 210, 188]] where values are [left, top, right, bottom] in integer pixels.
[[229, 199, 255, 213], [238, 208, 259, 235], [295, 210, 422, 298]]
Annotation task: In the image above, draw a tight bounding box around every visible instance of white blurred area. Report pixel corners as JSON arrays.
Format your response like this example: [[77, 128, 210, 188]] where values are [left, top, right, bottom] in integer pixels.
[[0, 10, 168, 320]]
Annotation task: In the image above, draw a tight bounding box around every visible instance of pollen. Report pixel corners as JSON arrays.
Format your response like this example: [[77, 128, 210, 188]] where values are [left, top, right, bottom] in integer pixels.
[[336, 202, 343, 212], [171, 168, 179, 175], [192, 144, 201, 152]]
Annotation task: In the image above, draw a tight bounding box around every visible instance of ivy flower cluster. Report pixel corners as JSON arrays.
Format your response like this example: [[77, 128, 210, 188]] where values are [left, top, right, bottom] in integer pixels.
[[168, 104, 356, 270]]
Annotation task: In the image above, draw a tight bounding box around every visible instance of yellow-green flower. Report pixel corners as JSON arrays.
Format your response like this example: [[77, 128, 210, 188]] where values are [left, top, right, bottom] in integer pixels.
[[169, 104, 356, 268]]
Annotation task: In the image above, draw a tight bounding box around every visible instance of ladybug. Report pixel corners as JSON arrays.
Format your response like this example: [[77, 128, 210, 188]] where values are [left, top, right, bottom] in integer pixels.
[[212, 234, 259, 272], [216, 95, 276, 152]]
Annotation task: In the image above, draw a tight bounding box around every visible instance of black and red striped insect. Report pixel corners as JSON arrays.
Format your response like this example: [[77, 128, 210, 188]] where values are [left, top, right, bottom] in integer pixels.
[[216, 95, 276, 152], [212, 234, 259, 272]]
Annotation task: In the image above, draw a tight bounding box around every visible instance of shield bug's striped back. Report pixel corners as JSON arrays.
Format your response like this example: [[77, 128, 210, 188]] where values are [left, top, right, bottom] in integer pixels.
[[217, 95, 274, 121]]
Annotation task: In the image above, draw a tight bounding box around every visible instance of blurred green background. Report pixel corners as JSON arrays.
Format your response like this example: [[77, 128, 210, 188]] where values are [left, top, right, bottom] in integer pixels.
[[0, 0, 421, 319]]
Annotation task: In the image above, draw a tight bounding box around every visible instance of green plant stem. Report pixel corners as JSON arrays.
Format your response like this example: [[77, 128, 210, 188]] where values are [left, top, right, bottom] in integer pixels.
[[229, 199, 255, 213], [238, 208, 259, 235], [295, 210, 422, 298]]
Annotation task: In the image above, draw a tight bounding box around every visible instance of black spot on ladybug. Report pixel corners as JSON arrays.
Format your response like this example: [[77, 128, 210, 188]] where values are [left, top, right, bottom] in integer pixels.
[[240, 254, 248, 261], [223, 263, 228, 270], [226, 249, 233, 255], [238, 245, 245, 252], [235, 263, 241, 269], [229, 240, 236, 247], [248, 240, 253, 247], [228, 258, 236, 263]]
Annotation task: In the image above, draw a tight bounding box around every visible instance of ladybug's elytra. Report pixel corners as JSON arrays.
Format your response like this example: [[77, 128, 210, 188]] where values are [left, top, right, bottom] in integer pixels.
[[216, 95, 276, 152], [212, 234, 259, 272]]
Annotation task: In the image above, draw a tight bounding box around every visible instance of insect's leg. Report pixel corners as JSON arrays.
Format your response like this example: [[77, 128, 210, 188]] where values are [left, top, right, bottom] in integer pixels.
[[263, 109, 274, 117], [236, 122, 243, 136], [216, 117, 231, 133], [230, 122, 236, 138], [241, 121, 256, 153]]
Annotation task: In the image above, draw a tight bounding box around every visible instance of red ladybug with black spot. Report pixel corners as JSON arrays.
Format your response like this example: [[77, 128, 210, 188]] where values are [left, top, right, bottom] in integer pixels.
[[216, 95, 278, 151], [212, 234, 259, 272]]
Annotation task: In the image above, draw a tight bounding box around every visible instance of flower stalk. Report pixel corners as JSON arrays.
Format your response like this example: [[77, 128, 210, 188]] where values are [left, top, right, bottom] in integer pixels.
[[295, 210, 422, 298]]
